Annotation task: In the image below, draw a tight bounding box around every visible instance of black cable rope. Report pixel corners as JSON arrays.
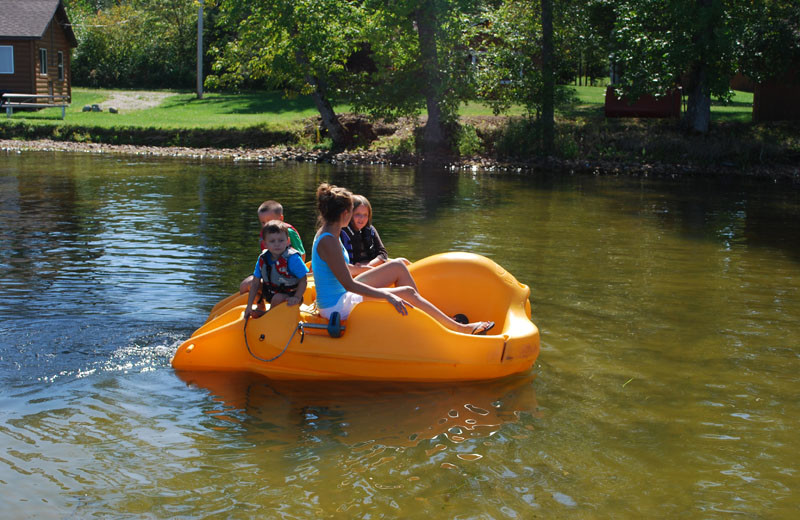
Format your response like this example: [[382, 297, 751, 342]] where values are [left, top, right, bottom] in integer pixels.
[[243, 308, 301, 363]]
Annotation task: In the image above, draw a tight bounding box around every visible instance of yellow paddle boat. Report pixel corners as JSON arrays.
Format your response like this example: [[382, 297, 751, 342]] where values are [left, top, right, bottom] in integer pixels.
[[171, 252, 540, 381]]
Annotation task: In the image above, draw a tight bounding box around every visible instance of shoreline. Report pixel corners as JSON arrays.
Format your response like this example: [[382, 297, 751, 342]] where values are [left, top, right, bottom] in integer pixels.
[[2, 138, 799, 182]]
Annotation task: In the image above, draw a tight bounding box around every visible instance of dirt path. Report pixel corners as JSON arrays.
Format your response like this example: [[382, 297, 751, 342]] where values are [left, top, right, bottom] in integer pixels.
[[96, 90, 173, 111]]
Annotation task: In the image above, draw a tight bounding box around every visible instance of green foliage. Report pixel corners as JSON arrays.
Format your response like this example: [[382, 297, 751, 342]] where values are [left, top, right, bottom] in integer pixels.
[[555, 131, 579, 159], [490, 117, 580, 159], [608, 0, 769, 132], [493, 118, 542, 158], [69, 0, 199, 89], [472, 1, 576, 119], [560, 0, 617, 85], [739, 0, 800, 82], [387, 134, 417, 156], [71, 130, 93, 143], [207, 0, 365, 147], [208, 0, 361, 97], [350, 1, 482, 125], [311, 138, 334, 151], [456, 124, 484, 156], [610, 0, 749, 101]]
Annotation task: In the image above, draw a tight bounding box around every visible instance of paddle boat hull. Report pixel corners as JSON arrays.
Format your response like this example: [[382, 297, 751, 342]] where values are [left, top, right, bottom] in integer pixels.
[[171, 252, 540, 382]]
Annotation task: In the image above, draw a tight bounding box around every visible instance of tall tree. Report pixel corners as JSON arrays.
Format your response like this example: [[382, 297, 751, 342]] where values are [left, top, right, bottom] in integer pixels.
[[415, 1, 449, 156], [611, 0, 748, 134], [352, 0, 481, 157], [209, 0, 361, 148], [540, 0, 554, 154], [739, 0, 800, 83], [560, 0, 616, 86], [472, 0, 573, 153]]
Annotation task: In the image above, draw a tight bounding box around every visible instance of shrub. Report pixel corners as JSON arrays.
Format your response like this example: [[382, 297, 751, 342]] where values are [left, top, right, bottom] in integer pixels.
[[71, 3, 198, 89], [494, 118, 541, 158], [456, 124, 484, 156]]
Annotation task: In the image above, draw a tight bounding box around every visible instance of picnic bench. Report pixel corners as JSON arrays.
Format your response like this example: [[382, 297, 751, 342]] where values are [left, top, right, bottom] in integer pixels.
[[1, 93, 71, 120]]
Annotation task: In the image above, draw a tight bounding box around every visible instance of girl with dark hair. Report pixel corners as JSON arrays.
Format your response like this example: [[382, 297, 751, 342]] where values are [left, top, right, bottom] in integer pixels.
[[311, 183, 494, 334]]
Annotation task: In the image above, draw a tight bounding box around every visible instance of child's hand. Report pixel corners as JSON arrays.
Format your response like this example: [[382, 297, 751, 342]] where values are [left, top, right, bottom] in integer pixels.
[[287, 296, 301, 306]]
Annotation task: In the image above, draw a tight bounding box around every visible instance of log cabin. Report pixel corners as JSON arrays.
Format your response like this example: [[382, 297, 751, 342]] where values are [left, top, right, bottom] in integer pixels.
[[0, 0, 77, 101]]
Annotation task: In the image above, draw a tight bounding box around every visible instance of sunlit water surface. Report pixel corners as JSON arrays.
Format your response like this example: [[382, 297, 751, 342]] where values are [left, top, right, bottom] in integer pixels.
[[1, 151, 799, 518]]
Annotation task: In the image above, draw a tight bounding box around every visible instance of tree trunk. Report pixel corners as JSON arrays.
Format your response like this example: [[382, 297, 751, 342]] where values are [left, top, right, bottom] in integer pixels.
[[541, 0, 555, 154], [415, 4, 449, 158], [294, 42, 347, 149], [684, 62, 711, 133], [683, 0, 712, 134], [304, 72, 348, 148]]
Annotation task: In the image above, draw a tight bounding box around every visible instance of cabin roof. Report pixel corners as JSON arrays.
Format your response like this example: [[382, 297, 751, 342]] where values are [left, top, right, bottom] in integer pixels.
[[0, 0, 77, 47]]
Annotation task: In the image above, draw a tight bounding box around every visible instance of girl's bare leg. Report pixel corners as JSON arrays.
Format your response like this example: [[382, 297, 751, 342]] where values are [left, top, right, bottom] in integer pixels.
[[355, 259, 417, 290], [381, 286, 489, 334], [357, 260, 493, 334]]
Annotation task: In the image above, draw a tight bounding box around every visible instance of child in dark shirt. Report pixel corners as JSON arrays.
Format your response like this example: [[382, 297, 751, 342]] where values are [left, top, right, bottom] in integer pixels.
[[340, 194, 408, 275]]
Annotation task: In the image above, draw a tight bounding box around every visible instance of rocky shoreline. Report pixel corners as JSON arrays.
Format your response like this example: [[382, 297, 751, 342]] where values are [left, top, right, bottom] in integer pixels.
[[2, 138, 799, 182]]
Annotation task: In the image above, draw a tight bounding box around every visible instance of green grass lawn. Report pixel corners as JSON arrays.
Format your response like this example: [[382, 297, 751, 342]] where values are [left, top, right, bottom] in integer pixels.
[[710, 90, 754, 122], [4, 85, 754, 129], [10, 89, 352, 129]]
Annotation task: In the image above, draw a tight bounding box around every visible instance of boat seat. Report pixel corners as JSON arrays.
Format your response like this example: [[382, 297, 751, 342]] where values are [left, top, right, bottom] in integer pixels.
[[299, 301, 348, 337]]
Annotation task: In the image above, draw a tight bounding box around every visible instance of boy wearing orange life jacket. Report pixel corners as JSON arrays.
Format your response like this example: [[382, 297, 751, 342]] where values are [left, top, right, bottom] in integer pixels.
[[239, 200, 305, 294], [245, 220, 308, 320]]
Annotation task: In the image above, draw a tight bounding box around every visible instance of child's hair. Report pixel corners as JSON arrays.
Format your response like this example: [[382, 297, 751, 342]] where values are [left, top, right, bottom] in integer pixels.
[[258, 200, 283, 217], [351, 194, 373, 225], [316, 183, 353, 225], [260, 219, 290, 239]]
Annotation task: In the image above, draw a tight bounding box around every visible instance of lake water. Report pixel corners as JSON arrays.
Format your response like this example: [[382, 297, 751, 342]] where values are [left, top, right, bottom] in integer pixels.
[[1, 151, 799, 518]]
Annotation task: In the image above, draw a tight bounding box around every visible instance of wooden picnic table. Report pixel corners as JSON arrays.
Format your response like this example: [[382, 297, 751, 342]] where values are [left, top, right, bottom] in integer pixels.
[[1, 93, 71, 120]]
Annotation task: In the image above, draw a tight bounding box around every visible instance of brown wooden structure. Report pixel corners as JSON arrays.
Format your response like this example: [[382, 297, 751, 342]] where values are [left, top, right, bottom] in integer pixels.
[[604, 86, 682, 118], [0, 0, 77, 101]]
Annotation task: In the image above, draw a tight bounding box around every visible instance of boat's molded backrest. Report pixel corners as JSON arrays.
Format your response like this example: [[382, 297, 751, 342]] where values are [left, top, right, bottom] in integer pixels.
[[409, 252, 530, 331]]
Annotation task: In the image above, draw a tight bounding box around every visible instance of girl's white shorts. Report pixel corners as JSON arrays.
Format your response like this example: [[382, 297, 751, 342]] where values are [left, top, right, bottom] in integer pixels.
[[320, 291, 363, 320]]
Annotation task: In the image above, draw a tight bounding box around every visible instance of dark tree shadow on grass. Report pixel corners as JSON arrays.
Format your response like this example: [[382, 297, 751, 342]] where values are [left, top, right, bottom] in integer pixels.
[[161, 91, 322, 115]]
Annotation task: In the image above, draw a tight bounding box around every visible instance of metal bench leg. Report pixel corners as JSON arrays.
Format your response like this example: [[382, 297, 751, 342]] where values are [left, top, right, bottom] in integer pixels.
[[5, 106, 10, 118], [61, 106, 65, 120]]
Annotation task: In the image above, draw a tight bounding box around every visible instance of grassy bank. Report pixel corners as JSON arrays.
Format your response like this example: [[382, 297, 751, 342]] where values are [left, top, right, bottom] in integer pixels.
[[0, 89, 314, 148], [2, 86, 797, 173]]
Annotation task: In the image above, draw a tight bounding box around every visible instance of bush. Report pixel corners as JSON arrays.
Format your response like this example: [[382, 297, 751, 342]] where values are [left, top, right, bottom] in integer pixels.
[[456, 124, 484, 156], [494, 118, 541, 158], [71, 3, 198, 89]]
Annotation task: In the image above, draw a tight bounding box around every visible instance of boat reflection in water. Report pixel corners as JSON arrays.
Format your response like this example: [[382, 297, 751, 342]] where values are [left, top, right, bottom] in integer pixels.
[[175, 370, 538, 448]]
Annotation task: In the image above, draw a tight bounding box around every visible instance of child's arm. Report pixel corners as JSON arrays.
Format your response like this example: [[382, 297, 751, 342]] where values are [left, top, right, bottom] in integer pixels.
[[244, 275, 261, 320], [287, 275, 307, 306]]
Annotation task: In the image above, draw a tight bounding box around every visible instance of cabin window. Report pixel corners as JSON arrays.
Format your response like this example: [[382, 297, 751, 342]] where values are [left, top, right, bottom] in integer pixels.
[[39, 48, 47, 74], [0, 46, 13, 74], [57, 52, 64, 81]]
